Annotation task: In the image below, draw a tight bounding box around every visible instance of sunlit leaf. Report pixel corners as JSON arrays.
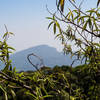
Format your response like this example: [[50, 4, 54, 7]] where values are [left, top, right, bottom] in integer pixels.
[[55, 21, 61, 33], [58, 0, 65, 12]]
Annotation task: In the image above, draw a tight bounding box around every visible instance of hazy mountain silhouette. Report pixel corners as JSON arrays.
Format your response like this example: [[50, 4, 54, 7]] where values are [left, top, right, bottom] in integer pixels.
[[1, 45, 80, 71]]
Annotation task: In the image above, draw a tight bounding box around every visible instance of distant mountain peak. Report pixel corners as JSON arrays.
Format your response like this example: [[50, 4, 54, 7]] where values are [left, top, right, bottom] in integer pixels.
[[2, 45, 79, 71]]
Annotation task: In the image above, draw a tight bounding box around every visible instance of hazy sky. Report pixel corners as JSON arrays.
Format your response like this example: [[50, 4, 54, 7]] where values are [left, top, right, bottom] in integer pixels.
[[0, 0, 97, 52]]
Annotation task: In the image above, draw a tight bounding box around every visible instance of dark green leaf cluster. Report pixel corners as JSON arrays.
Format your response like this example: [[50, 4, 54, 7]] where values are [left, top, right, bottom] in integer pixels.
[[1, 64, 100, 100]]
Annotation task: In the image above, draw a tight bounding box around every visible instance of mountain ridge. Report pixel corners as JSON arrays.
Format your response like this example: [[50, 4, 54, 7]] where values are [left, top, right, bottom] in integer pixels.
[[10, 45, 70, 71], [1, 45, 80, 71]]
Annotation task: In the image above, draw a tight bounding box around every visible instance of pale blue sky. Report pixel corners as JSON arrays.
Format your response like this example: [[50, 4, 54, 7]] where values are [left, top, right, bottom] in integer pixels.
[[0, 0, 97, 52]]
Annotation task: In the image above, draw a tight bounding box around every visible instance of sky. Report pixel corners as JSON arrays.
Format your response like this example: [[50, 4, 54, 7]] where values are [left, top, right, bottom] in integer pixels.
[[0, 0, 97, 52]]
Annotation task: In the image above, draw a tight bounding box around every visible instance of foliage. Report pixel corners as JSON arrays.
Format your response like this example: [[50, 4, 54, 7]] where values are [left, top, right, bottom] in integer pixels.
[[0, 0, 100, 100], [47, 0, 100, 99], [0, 29, 99, 99], [1, 63, 100, 100], [57, 0, 100, 12]]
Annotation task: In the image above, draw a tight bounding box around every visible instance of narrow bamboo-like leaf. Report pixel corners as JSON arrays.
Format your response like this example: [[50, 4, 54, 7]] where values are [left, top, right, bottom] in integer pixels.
[[0, 85, 8, 100], [2, 49, 7, 54], [93, 18, 98, 30], [48, 21, 54, 29], [3, 32, 8, 39], [88, 18, 92, 29], [9, 32, 14, 35], [53, 23, 56, 34], [55, 34, 61, 39], [55, 21, 61, 33], [72, 0, 75, 3], [82, 20, 88, 31], [41, 95, 53, 99], [86, 8, 95, 13], [78, 15, 88, 23], [69, 9, 74, 20], [4, 92, 8, 100], [0, 85, 6, 92], [60, 0, 65, 12], [3, 60, 11, 72], [11, 89, 16, 100], [67, 9, 73, 21], [57, 0, 61, 9], [74, 15, 80, 21], [58, 0, 65, 12], [46, 17, 53, 20], [7, 46, 15, 51], [26, 92, 36, 99], [97, 0, 100, 7]]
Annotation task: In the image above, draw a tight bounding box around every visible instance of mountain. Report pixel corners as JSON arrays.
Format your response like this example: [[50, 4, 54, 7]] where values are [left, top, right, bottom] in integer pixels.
[[0, 45, 80, 71]]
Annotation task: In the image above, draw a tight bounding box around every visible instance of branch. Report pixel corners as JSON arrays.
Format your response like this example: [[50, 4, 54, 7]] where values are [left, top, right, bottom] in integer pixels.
[[0, 71, 35, 94], [27, 53, 45, 71], [46, 5, 100, 38]]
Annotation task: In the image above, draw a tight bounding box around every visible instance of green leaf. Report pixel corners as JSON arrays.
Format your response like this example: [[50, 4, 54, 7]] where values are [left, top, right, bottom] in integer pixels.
[[48, 21, 54, 29], [2, 49, 7, 54], [46, 17, 53, 20], [82, 20, 88, 31], [55, 21, 61, 33], [93, 18, 98, 30], [0, 85, 8, 100], [60, 0, 65, 12], [53, 23, 56, 34], [58, 0, 65, 12], [67, 9, 74, 21], [72, 0, 75, 3], [7, 46, 15, 51], [97, 0, 100, 7], [11, 89, 16, 100], [9, 32, 14, 35], [3, 32, 8, 39], [41, 95, 53, 99], [74, 15, 80, 21], [4, 92, 8, 100], [0, 85, 6, 93], [55, 34, 61, 39], [3, 60, 12, 72], [88, 18, 92, 29], [26, 92, 36, 99]]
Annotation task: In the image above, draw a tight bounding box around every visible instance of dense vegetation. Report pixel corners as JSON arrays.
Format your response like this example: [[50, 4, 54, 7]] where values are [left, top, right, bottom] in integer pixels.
[[0, 64, 100, 100], [0, 0, 100, 100]]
